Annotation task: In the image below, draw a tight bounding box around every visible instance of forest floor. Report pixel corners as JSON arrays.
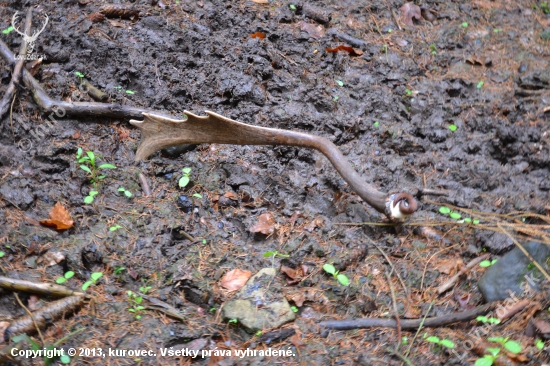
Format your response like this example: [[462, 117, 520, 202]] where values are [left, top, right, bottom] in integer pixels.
[[0, 0, 549, 365]]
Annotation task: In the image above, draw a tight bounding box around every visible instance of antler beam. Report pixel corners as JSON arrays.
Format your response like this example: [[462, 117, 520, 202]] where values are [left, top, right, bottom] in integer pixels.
[[130, 112, 418, 219]]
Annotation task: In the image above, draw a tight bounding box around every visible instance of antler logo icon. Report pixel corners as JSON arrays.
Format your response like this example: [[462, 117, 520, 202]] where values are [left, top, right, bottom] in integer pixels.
[[11, 11, 49, 55]]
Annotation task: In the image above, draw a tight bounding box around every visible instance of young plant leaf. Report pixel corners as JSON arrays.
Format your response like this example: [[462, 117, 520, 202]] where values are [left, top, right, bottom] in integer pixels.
[[179, 176, 190, 188], [80, 165, 92, 174], [337, 274, 350, 286], [474, 356, 494, 366], [503, 340, 522, 354], [426, 336, 440, 343], [323, 263, 336, 275], [182, 167, 192, 174], [91, 272, 103, 281], [98, 164, 116, 169], [82, 281, 93, 291], [84, 196, 94, 204], [479, 260, 493, 268], [450, 212, 462, 220], [439, 339, 455, 348], [439, 206, 451, 214], [56, 277, 67, 284], [124, 191, 133, 198]]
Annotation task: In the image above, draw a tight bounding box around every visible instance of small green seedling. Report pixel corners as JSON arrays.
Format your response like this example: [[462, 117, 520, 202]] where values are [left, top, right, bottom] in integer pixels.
[[256, 331, 262, 336], [114, 266, 126, 275], [289, 4, 296, 10], [202, 239, 207, 244], [475, 347, 500, 366], [75, 71, 85, 78], [430, 44, 437, 55], [127, 290, 145, 319], [479, 259, 498, 268], [336, 80, 344, 87], [139, 286, 152, 295], [84, 190, 99, 204], [56, 271, 75, 284], [373, 121, 380, 128], [125, 90, 135, 95], [424, 335, 455, 349], [291, 306, 299, 313], [535, 339, 544, 350], [2, 26, 14, 34], [461, 22, 468, 27], [477, 81, 484, 89], [109, 225, 122, 232], [449, 124, 458, 132], [76, 147, 116, 190], [450, 212, 461, 220], [405, 89, 413, 96], [381, 44, 388, 53], [118, 187, 133, 198], [439, 206, 451, 214], [323, 263, 350, 286], [402, 336, 408, 345], [209, 307, 217, 312], [82, 272, 103, 291], [487, 337, 522, 354], [263, 250, 290, 267], [192, 193, 203, 199], [476, 316, 501, 325], [539, 2, 550, 14], [333, 95, 339, 102], [179, 167, 192, 188], [0, 251, 4, 258], [228, 318, 238, 324]]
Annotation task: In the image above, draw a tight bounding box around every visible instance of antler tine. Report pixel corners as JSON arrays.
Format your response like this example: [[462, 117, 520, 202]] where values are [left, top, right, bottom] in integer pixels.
[[11, 12, 27, 38]]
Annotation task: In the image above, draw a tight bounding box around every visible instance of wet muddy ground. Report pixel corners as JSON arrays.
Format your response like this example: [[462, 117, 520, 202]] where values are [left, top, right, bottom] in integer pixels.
[[0, 0, 549, 365]]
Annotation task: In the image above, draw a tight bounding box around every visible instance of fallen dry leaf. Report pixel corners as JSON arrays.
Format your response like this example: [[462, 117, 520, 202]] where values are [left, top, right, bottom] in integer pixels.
[[250, 213, 275, 235], [250, 32, 266, 39], [400, 2, 421, 27], [220, 268, 252, 291], [304, 217, 324, 232], [298, 21, 325, 39], [223, 191, 239, 200], [436, 258, 463, 275], [40, 202, 74, 231], [107, 19, 126, 28], [39, 251, 66, 267], [250, 0, 268, 3], [325, 45, 363, 56], [289, 334, 305, 348]]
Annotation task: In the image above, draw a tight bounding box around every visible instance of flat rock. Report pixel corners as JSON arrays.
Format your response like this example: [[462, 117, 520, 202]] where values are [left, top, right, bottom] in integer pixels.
[[478, 241, 550, 302], [221, 268, 295, 332]]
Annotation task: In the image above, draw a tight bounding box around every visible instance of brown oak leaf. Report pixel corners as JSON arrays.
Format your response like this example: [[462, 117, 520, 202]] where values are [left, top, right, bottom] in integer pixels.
[[40, 202, 74, 231], [220, 268, 252, 291], [250, 213, 275, 235]]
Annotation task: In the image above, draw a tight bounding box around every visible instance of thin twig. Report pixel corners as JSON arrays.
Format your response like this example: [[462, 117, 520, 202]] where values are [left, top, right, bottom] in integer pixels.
[[0, 8, 33, 119], [14, 293, 45, 346], [9, 95, 16, 140], [385, 270, 402, 352], [437, 254, 490, 294], [138, 172, 151, 197], [405, 301, 434, 358]]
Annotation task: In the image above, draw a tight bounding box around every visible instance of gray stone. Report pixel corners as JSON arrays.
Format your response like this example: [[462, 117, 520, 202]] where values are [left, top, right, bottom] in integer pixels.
[[478, 242, 550, 302], [221, 268, 295, 332]]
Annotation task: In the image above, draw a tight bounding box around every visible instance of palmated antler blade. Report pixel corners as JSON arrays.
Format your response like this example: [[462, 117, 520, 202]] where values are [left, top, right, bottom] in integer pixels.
[[130, 111, 418, 219]]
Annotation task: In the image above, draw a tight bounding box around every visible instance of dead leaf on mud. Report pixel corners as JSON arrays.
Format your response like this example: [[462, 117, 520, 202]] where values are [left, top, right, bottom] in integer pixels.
[[250, 32, 266, 39], [325, 45, 363, 56], [107, 19, 126, 28], [250, 0, 269, 3], [250, 213, 275, 235], [220, 268, 252, 291], [400, 3, 421, 27], [304, 217, 324, 232], [280, 264, 308, 284], [298, 21, 325, 39], [404, 305, 421, 318], [223, 191, 239, 200], [38, 251, 66, 267], [40, 202, 74, 231], [436, 257, 463, 275], [289, 333, 305, 348]]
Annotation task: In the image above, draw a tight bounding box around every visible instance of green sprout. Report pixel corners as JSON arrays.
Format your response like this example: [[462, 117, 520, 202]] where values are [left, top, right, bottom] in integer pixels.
[[477, 81, 484, 89], [118, 187, 133, 198], [289, 4, 296, 10], [55, 271, 75, 284], [202, 239, 207, 244], [405, 89, 413, 96], [291, 306, 299, 313], [539, 2, 550, 14], [76, 148, 117, 201], [487, 337, 522, 354], [535, 339, 544, 350], [336, 80, 344, 87], [373, 121, 380, 128], [114, 266, 126, 275], [139, 286, 152, 294], [430, 44, 437, 55], [0, 251, 5, 258], [449, 124, 458, 132], [179, 167, 192, 188], [256, 331, 262, 336], [424, 335, 455, 349], [127, 290, 146, 319], [479, 259, 498, 268], [333, 95, 339, 101], [449, 212, 461, 220], [461, 22, 468, 27], [493, 28, 502, 33], [381, 44, 388, 53], [228, 318, 238, 324], [475, 347, 500, 366], [82, 272, 103, 291], [209, 307, 217, 312], [263, 250, 290, 267], [125, 90, 135, 95], [75, 71, 85, 78], [109, 225, 122, 232], [2, 26, 14, 34], [476, 316, 501, 325], [323, 263, 350, 286], [192, 193, 203, 199], [402, 336, 408, 345]]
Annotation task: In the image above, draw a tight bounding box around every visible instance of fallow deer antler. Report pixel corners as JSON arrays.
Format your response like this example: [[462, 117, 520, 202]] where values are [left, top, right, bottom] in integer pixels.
[[129, 111, 418, 219]]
